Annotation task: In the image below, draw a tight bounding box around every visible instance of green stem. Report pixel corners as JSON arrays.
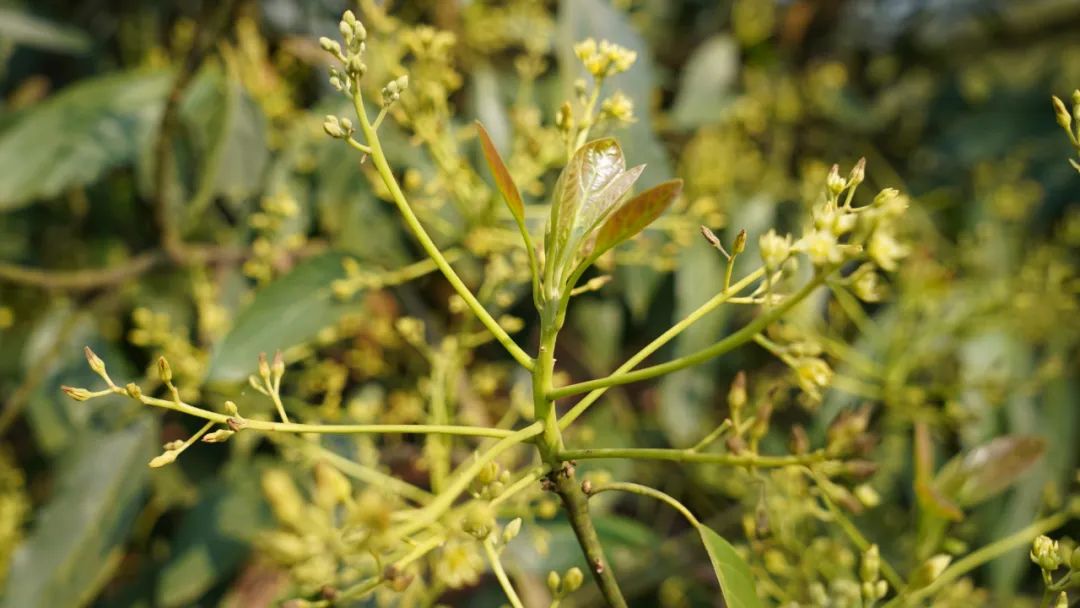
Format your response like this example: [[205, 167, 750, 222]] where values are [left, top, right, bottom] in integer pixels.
[[550, 274, 823, 401], [551, 466, 628, 608], [588, 481, 699, 527], [111, 387, 517, 438], [350, 89, 534, 370], [557, 266, 767, 429], [559, 447, 830, 468], [484, 538, 525, 608]]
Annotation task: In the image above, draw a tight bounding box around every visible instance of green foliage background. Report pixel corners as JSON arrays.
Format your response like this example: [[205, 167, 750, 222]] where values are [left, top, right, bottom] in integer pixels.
[[0, 0, 1077, 606]]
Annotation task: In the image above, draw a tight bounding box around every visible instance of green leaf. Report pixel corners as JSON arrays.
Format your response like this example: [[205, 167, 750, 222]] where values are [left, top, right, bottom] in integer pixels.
[[476, 121, 526, 225], [933, 434, 1046, 508], [697, 524, 763, 608], [547, 138, 643, 287], [670, 36, 739, 128], [157, 474, 272, 607], [587, 179, 682, 264], [2, 419, 156, 608], [208, 253, 355, 382], [0, 8, 90, 53], [0, 70, 171, 210]]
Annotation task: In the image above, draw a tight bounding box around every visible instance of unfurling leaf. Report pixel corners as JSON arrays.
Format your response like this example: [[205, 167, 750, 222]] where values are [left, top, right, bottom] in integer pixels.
[[585, 179, 682, 266], [545, 138, 643, 291], [476, 121, 525, 225], [933, 435, 1045, 507], [697, 524, 763, 608]]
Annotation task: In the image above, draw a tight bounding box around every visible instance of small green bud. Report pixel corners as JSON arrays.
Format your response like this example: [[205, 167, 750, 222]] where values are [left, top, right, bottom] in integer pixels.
[[728, 371, 747, 412], [1031, 535, 1062, 572], [461, 502, 495, 540], [201, 429, 234, 443], [847, 157, 866, 188], [1072, 89, 1080, 106], [562, 567, 584, 593], [477, 461, 500, 486], [732, 228, 747, 255], [394, 75, 409, 92], [908, 554, 951, 589], [319, 37, 342, 57], [1054, 591, 1068, 608], [84, 346, 106, 375], [224, 400, 239, 416], [271, 350, 285, 381], [546, 571, 561, 594], [826, 164, 845, 195], [149, 450, 178, 468], [258, 352, 271, 382], [860, 544, 880, 583], [61, 386, 93, 401], [315, 461, 353, 507], [502, 518, 522, 543], [342, 10, 357, 26], [1052, 96, 1072, 130], [346, 56, 366, 78], [555, 101, 574, 132], [163, 440, 184, 451], [125, 382, 143, 400], [157, 356, 172, 384]]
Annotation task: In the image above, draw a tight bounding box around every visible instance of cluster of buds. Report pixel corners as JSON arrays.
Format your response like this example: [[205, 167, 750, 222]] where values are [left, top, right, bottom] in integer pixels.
[[320, 10, 367, 81], [547, 566, 585, 601], [573, 38, 637, 80], [1051, 90, 1080, 172], [322, 115, 353, 139], [760, 160, 910, 276], [469, 458, 511, 500], [859, 545, 889, 603], [381, 75, 410, 107]]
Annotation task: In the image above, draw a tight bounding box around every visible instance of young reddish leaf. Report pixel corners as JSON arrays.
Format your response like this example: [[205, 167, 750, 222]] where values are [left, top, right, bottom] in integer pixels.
[[475, 121, 525, 225], [589, 179, 682, 262], [933, 435, 1046, 507]]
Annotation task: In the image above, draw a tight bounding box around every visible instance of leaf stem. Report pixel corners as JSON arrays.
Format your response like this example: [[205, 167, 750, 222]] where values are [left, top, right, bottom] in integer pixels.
[[350, 88, 534, 370], [588, 481, 699, 527]]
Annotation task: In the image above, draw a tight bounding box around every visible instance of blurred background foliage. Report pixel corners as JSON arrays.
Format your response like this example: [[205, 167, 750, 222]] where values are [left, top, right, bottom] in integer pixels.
[[0, 0, 1078, 606]]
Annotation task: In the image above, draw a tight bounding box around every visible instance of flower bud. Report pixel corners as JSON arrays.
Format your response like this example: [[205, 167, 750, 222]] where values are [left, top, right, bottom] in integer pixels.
[[125, 382, 143, 400], [562, 567, 584, 593], [727, 371, 747, 412], [826, 164, 845, 195], [461, 501, 495, 540], [860, 544, 880, 583], [732, 229, 747, 255], [258, 352, 271, 381], [908, 554, 951, 589], [157, 356, 172, 384], [201, 429, 234, 443], [319, 37, 342, 56], [315, 461, 353, 508], [271, 350, 285, 380], [1053, 96, 1072, 130], [847, 157, 866, 189], [62, 386, 93, 401], [547, 571, 561, 594], [503, 518, 522, 543], [84, 346, 106, 375], [224, 400, 239, 416], [1055, 592, 1068, 608], [149, 450, 178, 468], [1031, 535, 1062, 572], [324, 116, 343, 140]]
